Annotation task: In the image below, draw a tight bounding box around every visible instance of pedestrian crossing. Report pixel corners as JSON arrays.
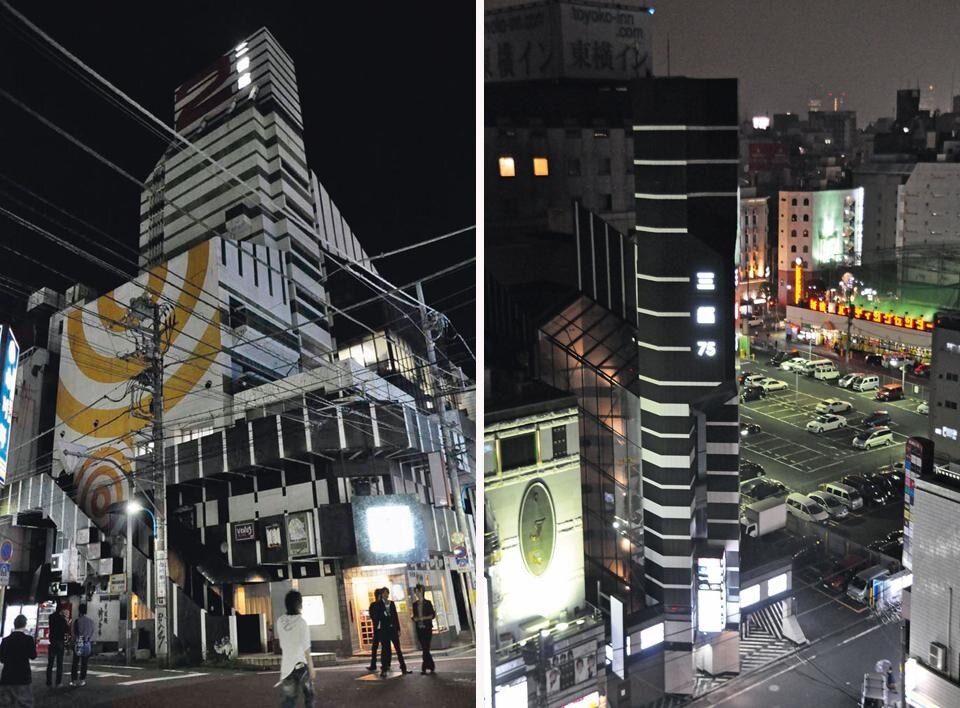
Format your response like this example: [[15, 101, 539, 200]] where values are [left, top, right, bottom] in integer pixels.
[[738, 628, 795, 674]]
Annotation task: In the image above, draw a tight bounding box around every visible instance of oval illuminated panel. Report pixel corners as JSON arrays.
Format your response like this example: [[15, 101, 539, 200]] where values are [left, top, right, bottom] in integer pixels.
[[518, 481, 556, 577]]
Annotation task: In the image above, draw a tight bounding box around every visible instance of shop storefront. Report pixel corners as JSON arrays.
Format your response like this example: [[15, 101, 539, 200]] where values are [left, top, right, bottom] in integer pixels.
[[345, 495, 462, 654]]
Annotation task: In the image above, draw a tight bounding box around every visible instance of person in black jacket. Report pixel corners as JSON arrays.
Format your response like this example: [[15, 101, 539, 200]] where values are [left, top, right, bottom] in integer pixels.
[[46, 603, 70, 688], [378, 588, 409, 676], [366, 588, 383, 672], [412, 584, 436, 675], [0, 614, 37, 706]]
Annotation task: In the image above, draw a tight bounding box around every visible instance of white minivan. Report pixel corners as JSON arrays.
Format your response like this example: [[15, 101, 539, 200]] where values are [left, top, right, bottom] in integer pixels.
[[852, 374, 880, 391], [812, 362, 840, 381], [852, 426, 894, 450], [819, 481, 864, 511], [800, 358, 833, 376], [785, 493, 829, 522]]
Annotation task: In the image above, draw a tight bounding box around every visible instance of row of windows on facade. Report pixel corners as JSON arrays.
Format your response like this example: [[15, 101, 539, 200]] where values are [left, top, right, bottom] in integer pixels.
[[496, 427, 568, 473], [789, 229, 810, 238], [498, 156, 616, 178], [790, 213, 810, 222], [789, 245, 809, 253], [498, 127, 612, 139], [785, 198, 811, 206]]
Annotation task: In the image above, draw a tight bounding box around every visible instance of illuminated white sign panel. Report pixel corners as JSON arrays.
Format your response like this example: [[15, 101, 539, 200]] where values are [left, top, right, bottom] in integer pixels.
[[696, 340, 717, 357], [696, 272, 716, 290], [696, 306, 716, 324], [696, 557, 726, 633], [740, 584, 760, 608], [301, 595, 325, 626], [611, 596, 624, 678], [639, 622, 664, 650], [0, 327, 18, 485], [495, 678, 528, 708], [767, 572, 788, 596], [366, 505, 414, 555]]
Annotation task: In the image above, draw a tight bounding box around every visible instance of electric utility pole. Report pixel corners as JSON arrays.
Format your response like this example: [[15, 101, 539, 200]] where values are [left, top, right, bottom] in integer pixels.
[[123, 295, 170, 666], [415, 281, 474, 634]]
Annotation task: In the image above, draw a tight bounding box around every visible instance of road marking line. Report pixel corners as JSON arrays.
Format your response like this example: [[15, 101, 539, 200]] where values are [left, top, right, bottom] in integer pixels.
[[837, 623, 882, 646], [709, 654, 816, 704], [116, 672, 208, 686]]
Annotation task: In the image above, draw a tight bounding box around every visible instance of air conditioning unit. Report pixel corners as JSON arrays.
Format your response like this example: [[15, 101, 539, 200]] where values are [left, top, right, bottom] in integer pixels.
[[929, 641, 948, 671]]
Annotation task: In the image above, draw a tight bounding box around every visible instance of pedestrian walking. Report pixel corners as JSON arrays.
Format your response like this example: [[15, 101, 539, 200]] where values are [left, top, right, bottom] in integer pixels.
[[412, 584, 436, 675], [45, 603, 69, 688], [376, 587, 410, 676], [275, 590, 315, 708], [69, 604, 94, 687], [366, 588, 383, 672], [0, 614, 37, 707]]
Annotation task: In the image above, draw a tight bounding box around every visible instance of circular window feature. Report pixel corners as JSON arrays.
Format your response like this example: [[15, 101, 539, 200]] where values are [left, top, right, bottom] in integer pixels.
[[518, 481, 556, 576]]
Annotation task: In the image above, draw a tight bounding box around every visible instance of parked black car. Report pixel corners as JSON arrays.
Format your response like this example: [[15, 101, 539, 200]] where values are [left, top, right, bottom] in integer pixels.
[[841, 474, 891, 506], [865, 354, 884, 366], [770, 350, 802, 366], [739, 460, 765, 480], [863, 472, 898, 497], [863, 410, 892, 428], [740, 386, 766, 402]]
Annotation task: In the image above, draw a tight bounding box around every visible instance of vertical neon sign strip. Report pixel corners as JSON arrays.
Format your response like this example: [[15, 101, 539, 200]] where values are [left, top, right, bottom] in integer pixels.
[[794, 264, 802, 304], [0, 327, 19, 485]]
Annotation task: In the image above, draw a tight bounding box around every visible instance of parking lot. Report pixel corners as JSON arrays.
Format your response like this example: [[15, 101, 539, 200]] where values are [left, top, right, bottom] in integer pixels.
[[738, 357, 928, 547]]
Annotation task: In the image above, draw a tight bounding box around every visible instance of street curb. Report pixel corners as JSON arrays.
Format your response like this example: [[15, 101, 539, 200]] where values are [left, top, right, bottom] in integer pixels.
[[690, 613, 879, 705]]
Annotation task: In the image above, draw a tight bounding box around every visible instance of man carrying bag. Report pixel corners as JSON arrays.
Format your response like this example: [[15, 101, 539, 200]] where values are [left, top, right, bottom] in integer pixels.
[[276, 590, 315, 708]]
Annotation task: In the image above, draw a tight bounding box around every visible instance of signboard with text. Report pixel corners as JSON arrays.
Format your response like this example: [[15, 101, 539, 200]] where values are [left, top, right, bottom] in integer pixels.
[[807, 298, 935, 333], [0, 326, 19, 485], [484, 1, 652, 82], [233, 521, 255, 542]]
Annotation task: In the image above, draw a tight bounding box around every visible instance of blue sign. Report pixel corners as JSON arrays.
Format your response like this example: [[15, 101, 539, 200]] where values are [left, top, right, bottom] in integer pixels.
[[0, 540, 12, 562], [0, 327, 18, 486], [0, 563, 9, 586]]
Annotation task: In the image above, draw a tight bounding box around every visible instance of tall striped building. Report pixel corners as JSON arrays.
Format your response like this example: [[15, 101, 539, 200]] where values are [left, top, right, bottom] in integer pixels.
[[139, 28, 376, 370], [630, 78, 741, 691]]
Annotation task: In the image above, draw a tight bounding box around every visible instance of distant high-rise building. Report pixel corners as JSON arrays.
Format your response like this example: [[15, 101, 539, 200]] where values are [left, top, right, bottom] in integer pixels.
[[897, 88, 921, 125]]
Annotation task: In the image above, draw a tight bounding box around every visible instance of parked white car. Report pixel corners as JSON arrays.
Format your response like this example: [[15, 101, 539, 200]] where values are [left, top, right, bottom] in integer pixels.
[[757, 378, 789, 392], [785, 493, 830, 523], [806, 414, 847, 433], [780, 358, 808, 372], [917, 401, 929, 415], [807, 491, 849, 519], [815, 398, 853, 414]]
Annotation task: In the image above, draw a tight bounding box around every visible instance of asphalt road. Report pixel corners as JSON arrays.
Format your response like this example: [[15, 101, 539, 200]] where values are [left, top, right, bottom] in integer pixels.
[[737, 356, 926, 547], [691, 614, 902, 708], [27, 654, 476, 707]]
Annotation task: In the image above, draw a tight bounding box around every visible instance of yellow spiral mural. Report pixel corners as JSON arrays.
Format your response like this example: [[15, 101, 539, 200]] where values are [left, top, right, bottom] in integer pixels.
[[55, 240, 223, 528]]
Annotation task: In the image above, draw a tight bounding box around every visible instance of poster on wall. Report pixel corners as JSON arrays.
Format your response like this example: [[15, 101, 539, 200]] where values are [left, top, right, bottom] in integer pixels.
[[286, 511, 314, 557], [545, 637, 600, 698], [87, 597, 120, 642]]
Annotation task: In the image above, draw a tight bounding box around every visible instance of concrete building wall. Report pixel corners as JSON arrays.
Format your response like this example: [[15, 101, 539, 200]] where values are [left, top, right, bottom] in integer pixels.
[[929, 317, 960, 459], [738, 196, 769, 302], [895, 163, 960, 287], [853, 163, 914, 266]]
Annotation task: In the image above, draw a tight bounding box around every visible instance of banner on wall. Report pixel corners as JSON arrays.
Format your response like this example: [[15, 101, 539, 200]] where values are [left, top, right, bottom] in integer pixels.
[[286, 511, 314, 557]]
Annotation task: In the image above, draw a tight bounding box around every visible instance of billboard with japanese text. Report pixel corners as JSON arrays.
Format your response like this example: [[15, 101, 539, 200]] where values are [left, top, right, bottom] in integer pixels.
[[484, 1, 652, 82], [0, 326, 19, 486]]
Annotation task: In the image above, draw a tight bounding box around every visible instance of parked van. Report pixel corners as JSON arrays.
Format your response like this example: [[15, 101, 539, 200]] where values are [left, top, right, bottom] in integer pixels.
[[852, 374, 880, 392], [876, 383, 904, 401], [852, 426, 894, 450], [818, 481, 864, 511], [846, 564, 890, 603], [785, 493, 830, 523], [813, 362, 840, 381], [800, 358, 833, 376]]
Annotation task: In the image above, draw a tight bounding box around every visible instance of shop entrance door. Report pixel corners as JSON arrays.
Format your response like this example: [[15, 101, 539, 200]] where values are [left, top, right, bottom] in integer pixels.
[[346, 567, 414, 653]]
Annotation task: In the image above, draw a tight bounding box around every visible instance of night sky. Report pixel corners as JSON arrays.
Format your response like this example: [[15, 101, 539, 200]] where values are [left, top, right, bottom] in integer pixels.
[[486, 0, 960, 124], [0, 2, 475, 370]]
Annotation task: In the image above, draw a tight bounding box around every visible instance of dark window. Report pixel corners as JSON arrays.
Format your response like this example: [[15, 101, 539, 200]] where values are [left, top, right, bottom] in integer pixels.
[[803, 245, 809, 253], [266, 248, 273, 296], [803, 198, 809, 206], [791, 198, 798, 206], [948, 372, 959, 382], [252, 244, 259, 287], [499, 433, 537, 471], [791, 245, 797, 253], [803, 214, 809, 222], [593, 128, 609, 139], [236, 242, 243, 276], [601, 194, 613, 211], [947, 401, 958, 410], [221, 239, 227, 265], [803, 230, 809, 238], [791, 229, 797, 238], [552, 426, 568, 458], [791, 214, 798, 222]]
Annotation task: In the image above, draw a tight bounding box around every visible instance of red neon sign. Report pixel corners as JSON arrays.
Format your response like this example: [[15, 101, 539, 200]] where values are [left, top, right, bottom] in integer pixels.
[[807, 299, 934, 332]]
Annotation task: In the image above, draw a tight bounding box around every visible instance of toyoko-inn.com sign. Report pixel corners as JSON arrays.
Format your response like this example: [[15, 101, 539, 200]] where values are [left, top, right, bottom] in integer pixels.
[[484, 1, 652, 82]]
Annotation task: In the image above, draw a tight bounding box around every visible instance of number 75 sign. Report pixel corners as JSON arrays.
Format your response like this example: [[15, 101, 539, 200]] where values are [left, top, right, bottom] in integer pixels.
[[696, 341, 716, 357]]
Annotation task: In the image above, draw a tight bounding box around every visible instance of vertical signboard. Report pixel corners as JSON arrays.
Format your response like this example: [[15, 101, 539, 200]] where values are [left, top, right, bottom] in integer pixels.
[[610, 595, 624, 679], [696, 556, 726, 633], [0, 326, 19, 485], [903, 436, 934, 571]]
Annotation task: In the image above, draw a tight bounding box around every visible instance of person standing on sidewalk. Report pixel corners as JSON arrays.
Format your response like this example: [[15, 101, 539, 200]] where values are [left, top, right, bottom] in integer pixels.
[[69, 604, 94, 687], [366, 588, 383, 672], [46, 603, 69, 688], [276, 590, 315, 708], [412, 584, 436, 675], [380, 588, 410, 676], [0, 614, 37, 706]]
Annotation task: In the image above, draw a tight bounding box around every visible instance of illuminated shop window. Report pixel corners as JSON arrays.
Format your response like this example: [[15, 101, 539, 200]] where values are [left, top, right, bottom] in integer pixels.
[[498, 157, 516, 178], [533, 157, 549, 176]]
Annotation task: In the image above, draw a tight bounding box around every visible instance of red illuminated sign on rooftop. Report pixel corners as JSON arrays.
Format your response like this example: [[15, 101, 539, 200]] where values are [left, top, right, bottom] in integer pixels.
[[807, 298, 935, 332]]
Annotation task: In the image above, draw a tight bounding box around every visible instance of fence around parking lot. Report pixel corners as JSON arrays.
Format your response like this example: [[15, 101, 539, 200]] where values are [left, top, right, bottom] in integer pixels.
[[785, 513, 902, 573]]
